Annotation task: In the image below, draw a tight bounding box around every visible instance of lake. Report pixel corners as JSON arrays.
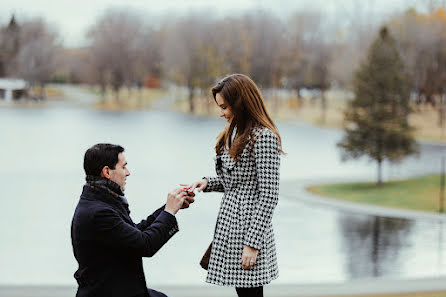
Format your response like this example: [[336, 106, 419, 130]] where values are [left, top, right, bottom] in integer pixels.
[[0, 102, 445, 286]]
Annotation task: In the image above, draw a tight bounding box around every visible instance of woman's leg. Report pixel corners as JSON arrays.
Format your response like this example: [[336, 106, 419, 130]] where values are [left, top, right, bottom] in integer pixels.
[[235, 286, 263, 297]]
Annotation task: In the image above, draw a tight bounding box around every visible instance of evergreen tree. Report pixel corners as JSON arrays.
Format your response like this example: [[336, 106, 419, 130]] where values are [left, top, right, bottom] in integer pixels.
[[338, 26, 418, 185]]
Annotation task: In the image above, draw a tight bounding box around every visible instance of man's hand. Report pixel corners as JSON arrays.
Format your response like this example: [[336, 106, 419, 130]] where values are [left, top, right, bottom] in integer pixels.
[[165, 188, 190, 215], [181, 191, 195, 209], [241, 245, 258, 270]]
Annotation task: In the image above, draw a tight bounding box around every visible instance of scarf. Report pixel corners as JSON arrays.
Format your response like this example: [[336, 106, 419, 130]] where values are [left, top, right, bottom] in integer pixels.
[[85, 175, 129, 208]]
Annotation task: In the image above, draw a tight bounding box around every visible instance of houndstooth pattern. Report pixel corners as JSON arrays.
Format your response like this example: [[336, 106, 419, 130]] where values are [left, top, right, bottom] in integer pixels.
[[204, 126, 280, 287]]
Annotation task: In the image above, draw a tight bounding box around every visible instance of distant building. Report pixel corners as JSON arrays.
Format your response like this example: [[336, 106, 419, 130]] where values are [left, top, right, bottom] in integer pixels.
[[0, 78, 29, 101]]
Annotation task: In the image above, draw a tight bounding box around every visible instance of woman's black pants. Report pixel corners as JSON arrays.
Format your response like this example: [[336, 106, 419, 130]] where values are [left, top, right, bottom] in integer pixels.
[[235, 286, 263, 297]]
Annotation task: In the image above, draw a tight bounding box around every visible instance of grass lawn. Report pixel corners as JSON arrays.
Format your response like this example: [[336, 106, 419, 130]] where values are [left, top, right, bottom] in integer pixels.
[[308, 174, 445, 213]]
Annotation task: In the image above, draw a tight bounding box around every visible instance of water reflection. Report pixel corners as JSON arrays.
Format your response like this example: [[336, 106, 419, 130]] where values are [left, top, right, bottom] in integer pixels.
[[339, 215, 413, 278]]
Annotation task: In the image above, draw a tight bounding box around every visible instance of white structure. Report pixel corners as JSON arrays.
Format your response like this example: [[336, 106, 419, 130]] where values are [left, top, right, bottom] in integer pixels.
[[0, 78, 29, 102]]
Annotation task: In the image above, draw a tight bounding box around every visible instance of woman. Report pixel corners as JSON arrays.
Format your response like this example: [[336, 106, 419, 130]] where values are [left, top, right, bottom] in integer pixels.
[[186, 74, 283, 297]]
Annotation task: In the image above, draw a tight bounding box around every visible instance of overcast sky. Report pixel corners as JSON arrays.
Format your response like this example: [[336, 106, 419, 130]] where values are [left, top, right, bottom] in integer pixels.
[[1, 0, 423, 47]]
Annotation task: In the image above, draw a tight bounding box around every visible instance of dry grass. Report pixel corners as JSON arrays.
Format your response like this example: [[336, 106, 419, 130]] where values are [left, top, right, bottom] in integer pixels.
[[410, 107, 446, 142], [93, 87, 168, 111], [30, 86, 64, 99], [173, 93, 346, 126]]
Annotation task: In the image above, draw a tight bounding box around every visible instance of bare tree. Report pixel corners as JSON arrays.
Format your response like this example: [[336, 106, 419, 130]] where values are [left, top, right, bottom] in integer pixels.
[[162, 14, 221, 113], [14, 18, 60, 99], [87, 8, 145, 102], [284, 11, 332, 112], [389, 7, 446, 126]]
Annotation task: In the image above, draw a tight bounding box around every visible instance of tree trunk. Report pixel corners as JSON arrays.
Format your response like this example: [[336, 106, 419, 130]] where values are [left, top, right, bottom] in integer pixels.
[[377, 159, 383, 186], [321, 89, 327, 124], [438, 94, 445, 127], [114, 86, 120, 103], [296, 87, 302, 108], [188, 85, 195, 113], [128, 86, 131, 102], [270, 88, 278, 114], [40, 83, 46, 100], [100, 83, 106, 103], [139, 87, 143, 108], [440, 155, 445, 213], [205, 89, 211, 115]]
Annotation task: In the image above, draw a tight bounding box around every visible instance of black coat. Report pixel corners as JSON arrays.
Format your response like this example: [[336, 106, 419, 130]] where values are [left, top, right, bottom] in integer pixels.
[[71, 185, 179, 297]]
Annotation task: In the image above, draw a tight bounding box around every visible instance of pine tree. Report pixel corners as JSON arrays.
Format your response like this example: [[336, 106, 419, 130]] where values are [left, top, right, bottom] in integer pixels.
[[338, 26, 418, 185]]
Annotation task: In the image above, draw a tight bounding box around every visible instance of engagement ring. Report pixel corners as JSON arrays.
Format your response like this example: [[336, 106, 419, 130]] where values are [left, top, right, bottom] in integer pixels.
[[250, 260, 254, 263]]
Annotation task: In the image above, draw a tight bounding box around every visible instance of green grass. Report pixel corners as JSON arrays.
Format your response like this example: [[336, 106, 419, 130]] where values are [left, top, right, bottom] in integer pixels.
[[308, 174, 445, 213]]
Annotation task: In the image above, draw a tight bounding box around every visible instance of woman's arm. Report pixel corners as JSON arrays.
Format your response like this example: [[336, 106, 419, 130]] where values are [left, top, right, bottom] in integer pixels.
[[203, 176, 224, 192], [187, 176, 224, 193], [243, 129, 280, 250]]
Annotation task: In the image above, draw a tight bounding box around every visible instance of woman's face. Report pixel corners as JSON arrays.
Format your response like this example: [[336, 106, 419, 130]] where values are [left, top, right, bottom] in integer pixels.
[[216, 93, 233, 123]]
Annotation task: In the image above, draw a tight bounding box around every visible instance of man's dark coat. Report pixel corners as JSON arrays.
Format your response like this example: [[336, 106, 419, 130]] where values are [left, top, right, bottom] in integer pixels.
[[71, 184, 178, 297]]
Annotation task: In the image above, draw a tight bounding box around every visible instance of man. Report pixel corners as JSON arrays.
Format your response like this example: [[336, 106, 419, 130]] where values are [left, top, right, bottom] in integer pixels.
[[71, 143, 193, 297]]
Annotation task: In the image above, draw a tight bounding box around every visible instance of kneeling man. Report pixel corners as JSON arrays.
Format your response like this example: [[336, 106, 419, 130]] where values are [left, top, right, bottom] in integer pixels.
[[71, 143, 193, 297]]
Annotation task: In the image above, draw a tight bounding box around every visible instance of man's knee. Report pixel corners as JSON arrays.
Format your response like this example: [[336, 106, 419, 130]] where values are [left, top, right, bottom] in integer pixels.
[[147, 288, 168, 297]]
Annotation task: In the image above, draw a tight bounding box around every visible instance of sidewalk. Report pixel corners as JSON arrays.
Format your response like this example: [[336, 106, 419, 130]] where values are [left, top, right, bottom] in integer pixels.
[[1, 278, 446, 297]]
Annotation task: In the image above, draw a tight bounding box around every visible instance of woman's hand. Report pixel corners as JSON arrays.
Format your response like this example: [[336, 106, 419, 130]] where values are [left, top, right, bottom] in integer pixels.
[[180, 178, 208, 193], [241, 245, 258, 270]]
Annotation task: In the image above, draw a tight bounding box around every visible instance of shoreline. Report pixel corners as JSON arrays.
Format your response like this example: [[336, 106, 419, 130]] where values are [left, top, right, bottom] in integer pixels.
[[3, 84, 446, 144], [280, 178, 446, 222]]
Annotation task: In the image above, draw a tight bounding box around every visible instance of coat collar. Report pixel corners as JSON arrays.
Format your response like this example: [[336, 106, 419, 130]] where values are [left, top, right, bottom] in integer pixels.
[[80, 184, 133, 223]]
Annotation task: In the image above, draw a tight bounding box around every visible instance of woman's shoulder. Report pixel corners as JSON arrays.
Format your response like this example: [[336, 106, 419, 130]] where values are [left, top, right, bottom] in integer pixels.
[[252, 125, 277, 140], [251, 126, 281, 155]]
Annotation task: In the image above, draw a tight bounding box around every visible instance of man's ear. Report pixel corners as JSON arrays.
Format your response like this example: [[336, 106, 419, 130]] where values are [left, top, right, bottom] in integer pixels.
[[101, 166, 111, 179]]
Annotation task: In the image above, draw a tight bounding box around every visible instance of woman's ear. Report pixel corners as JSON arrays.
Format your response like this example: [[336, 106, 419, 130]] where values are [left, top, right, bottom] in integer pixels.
[[101, 166, 111, 179]]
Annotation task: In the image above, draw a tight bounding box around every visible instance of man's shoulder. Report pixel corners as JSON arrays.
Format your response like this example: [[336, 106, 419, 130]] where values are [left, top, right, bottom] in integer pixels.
[[74, 186, 116, 220]]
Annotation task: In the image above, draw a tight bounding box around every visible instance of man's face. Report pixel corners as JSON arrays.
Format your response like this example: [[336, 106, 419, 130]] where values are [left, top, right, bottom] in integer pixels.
[[108, 152, 130, 191]]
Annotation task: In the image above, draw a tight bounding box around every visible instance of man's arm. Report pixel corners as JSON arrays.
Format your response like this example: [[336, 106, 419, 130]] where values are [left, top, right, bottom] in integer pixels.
[[93, 207, 179, 257], [135, 205, 166, 231], [93, 187, 187, 257]]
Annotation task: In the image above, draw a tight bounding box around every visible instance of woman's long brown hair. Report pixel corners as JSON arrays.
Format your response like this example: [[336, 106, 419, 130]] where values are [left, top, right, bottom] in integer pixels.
[[212, 74, 283, 159]]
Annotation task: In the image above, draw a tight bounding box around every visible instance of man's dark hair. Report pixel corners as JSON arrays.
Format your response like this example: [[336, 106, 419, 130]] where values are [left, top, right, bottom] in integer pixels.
[[84, 143, 125, 176]]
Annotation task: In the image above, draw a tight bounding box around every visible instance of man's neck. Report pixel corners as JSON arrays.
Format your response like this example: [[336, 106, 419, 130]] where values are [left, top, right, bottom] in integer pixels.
[[85, 175, 125, 198]]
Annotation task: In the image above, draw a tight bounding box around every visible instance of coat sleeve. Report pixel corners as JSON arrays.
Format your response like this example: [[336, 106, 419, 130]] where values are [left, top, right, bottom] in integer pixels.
[[244, 130, 280, 250], [93, 207, 179, 257], [135, 205, 166, 230], [203, 176, 224, 192]]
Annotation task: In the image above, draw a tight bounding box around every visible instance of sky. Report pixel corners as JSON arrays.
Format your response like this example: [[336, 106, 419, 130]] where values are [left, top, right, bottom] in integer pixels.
[[1, 0, 424, 48]]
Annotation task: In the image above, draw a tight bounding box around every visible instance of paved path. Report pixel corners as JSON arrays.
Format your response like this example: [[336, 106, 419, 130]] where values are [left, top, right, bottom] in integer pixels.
[[1, 278, 446, 297], [52, 84, 100, 106]]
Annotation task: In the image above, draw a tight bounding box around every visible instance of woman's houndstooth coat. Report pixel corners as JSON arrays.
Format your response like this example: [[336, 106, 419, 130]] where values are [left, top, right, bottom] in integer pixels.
[[204, 126, 280, 287]]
